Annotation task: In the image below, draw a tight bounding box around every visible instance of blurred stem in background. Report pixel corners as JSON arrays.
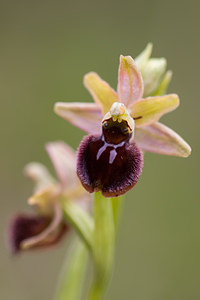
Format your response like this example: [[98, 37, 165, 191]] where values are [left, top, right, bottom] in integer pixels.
[[55, 236, 88, 300], [58, 192, 122, 300]]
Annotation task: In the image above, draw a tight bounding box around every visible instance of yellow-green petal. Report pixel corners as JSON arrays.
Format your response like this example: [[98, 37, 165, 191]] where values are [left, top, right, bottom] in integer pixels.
[[152, 70, 173, 96], [130, 94, 179, 127], [28, 185, 60, 215], [84, 72, 119, 114]]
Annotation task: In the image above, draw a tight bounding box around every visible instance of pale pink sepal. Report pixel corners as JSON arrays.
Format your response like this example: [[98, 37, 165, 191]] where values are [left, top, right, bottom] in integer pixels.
[[46, 141, 78, 189], [24, 162, 56, 193], [54, 102, 102, 134], [134, 122, 191, 157], [117, 55, 144, 107], [84, 72, 119, 114]]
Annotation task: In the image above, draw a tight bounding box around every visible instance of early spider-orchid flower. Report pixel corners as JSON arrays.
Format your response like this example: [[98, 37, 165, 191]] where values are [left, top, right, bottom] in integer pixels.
[[8, 142, 91, 253], [54, 49, 191, 197]]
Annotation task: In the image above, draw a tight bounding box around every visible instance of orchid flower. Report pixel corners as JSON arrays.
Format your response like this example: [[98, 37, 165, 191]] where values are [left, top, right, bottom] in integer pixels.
[[54, 47, 191, 197], [8, 141, 91, 253]]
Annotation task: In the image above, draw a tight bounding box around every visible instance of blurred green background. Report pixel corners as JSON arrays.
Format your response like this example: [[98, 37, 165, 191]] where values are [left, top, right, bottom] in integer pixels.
[[1, 0, 199, 299]]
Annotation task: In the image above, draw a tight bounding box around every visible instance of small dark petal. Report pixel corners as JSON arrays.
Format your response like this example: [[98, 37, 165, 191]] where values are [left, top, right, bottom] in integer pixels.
[[8, 214, 50, 253], [77, 134, 143, 197], [8, 214, 67, 253]]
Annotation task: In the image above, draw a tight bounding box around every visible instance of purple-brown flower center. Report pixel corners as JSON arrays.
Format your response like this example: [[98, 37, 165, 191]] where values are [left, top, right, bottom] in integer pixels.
[[77, 119, 143, 197]]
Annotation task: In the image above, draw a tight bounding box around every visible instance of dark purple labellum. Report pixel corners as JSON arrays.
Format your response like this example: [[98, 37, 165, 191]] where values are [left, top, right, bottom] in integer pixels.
[[8, 214, 67, 253], [77, 119, 143, 197]]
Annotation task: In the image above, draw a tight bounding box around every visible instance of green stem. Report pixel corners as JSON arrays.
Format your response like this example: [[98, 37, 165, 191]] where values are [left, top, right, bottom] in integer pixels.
[[55, 235, 88, 300], [62, 198, 94, 251], [88, 192, 116, 300], [88, 278, 107, 300], [60, 193, 123, 300], [111, 196, 123, 230]]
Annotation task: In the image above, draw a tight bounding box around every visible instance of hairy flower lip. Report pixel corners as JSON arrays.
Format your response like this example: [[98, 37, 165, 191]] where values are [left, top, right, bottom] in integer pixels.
[[7, 202, 69, 254], [77, 134, 143, 198], [8, 213, 51, 253], [20, 204, 66, 251]]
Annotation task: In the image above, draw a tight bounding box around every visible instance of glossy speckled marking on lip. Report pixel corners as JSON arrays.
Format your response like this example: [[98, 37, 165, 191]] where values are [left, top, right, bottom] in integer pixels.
[[77, 132, 143, 197]]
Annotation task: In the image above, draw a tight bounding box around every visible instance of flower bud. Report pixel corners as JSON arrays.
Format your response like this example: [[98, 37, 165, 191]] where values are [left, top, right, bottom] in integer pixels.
[[135, 43, 172, 97]]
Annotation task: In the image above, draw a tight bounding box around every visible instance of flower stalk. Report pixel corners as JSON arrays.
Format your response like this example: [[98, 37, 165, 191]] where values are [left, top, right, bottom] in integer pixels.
[[88, 192, 116, 300], [62, 198, 94, 251], [111, 196, 123, 229], [55, 235, 88, 300], [62, 193, 122, 300]]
